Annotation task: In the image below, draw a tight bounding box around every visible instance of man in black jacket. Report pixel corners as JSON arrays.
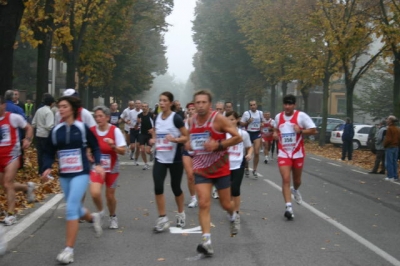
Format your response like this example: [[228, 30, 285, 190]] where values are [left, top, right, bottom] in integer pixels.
[[341, 117, 355, 161]]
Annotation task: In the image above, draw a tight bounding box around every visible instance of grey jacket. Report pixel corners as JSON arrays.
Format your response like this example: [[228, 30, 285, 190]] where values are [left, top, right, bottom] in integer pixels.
[[375, 126, 387, 151]]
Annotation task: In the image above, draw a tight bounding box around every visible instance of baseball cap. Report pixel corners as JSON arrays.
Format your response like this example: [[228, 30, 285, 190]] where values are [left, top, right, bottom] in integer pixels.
[[63, 88, 79, 97]]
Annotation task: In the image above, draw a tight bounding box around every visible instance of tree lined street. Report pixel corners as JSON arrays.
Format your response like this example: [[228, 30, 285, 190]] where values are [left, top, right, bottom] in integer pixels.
[[2, 153, 400, 265]]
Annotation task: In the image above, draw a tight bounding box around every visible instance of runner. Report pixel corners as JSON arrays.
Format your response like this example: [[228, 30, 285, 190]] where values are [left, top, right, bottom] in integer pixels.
[[261, 111, 276, 164], [224, 101, 234, 114], [240, 100, 265, 177], [0, 96, 35, 225], [273, 94, 316, 220], [109, 102, 121, 128], [54, 89, 96, 127], [89, 106, 126, 229], [127, 100, 142, 163], [183, 102, 197, 208], [151, 92, 188, 232], [225, 111, 253, 229], [188, 90, 242, 256], [41, 96, 105, 264], [137, 102, 154, 170], [120, 101, 134, 149]]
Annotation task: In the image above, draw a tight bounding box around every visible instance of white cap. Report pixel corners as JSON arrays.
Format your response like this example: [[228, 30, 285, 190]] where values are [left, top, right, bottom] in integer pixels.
[[63, 88, 79, 97]]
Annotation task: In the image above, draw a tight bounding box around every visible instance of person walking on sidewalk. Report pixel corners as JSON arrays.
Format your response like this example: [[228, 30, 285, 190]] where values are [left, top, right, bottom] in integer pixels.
[[369, 120, 386, 174], [89, 106, 126, 229], [273, 94, 316, 220], [188, 90, 242, 256], [150, 92, 188, 233], [341, 117, 354, 161], [41, 96, 105, 264], [383, 115, 400, 181]]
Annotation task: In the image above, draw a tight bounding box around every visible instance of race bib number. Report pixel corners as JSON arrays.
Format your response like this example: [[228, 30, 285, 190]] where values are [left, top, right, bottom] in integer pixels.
[[100, 154, 111, 172], [0, 125, 11, 146], [58, 149, 83, 173], [110, 116, 118, 124], [228, 143, 243, 159], [156, 134, 173, 151], [282, 133, 296, 145], [190, 132, 210, 153], [249, 119, 260, 131]]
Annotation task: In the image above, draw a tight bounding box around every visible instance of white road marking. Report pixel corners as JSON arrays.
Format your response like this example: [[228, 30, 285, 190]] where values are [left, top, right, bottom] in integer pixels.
[[5, 194, 64, 242], [352, 170, 367, 175], [310, 157, 321, 161], [170, 226, 202, 234], [263, 179, 400, 266], [328, 163, 341, 167]]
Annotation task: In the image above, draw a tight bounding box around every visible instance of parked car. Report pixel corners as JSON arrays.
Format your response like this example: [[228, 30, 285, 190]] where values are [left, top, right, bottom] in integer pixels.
[[311, 117, 345, 127], [308, 122, 343, 143], [330, 124, 373, 150]]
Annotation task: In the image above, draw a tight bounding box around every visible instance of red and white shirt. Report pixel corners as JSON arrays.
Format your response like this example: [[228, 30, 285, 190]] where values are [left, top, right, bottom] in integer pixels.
[[274, 111, 315, 159], [0, 112, 27, 159]]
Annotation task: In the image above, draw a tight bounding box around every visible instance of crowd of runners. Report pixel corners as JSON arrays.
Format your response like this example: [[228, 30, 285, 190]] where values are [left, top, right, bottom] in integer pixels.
[[0, 89, 317, 263]]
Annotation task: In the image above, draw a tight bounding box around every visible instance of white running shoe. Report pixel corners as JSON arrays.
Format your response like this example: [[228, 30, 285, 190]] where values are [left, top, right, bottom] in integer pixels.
[[154, 216, 170, 233], [212, 187, 219, 199], [290, 187, 303, 205], [176, 212, 186, 228], [3, 215, 16, 226], [56, 248, 74, 264], [230, 214, 240, 236], [27, 182, 36, 203], [109, 216, 118, 229], [197, 237, 214, 257], [92, 213, 103, 237], [142, 164, 150, 170], [133, 159, 139, 166], [0, 226, 7, 256], [188, 198, 198, 208]]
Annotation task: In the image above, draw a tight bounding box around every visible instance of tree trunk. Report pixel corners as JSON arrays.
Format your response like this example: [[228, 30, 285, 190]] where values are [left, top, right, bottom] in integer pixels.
[[319, 73, 331, 147], [281, 81, 288, 96], [0, 0, 25, 96], [271, 84, 276, 116], [300, 85, 309, 113], [393, 53, 400, 119], [104, 87, 110, 107], [345, 74, 354, 122], [64, 50, 77, 89]]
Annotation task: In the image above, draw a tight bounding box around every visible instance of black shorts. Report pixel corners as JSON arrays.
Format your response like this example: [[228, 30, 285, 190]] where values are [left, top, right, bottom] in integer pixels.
[[130, 129, 140, 143], [139, 134, 152, 146]]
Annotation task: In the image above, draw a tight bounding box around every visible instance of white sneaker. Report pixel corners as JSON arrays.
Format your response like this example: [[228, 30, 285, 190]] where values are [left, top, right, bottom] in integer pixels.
[[92, 213, 103, 237], [56, 248, 74, 264], [212, 187, 219, 199], [27, 182, 36, 203], [142, 164, 150, 170], [109, 216, 118, 229], [0, 226, 7, 256], [188, 198, 198, 208], [3, 215, 17, 226], [290, 187, 303, 205], [154, 216, 170, 233], [133, 159, 139, 166], [384, 177, 394, 181], [176, 212, 186, 228]]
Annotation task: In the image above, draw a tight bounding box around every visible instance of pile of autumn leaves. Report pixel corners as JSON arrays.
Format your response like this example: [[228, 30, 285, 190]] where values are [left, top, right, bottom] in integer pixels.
[[0, 147, 61, 217], [0, 143, 379, 217]]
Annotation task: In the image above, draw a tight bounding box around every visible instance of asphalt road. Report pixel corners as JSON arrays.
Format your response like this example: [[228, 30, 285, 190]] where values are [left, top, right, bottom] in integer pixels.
[[1, 151, 400, 266]]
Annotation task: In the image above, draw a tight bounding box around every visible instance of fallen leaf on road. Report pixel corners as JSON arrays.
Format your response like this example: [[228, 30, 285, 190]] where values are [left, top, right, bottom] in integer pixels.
[[262, 217, 268, 220], [157, 258, 166, 261], [210, 222, 215, 227], [359, 181, 366, 184]]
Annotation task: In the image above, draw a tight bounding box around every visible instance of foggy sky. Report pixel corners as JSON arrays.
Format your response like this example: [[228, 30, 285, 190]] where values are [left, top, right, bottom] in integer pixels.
[[164, 0, 197, 82]]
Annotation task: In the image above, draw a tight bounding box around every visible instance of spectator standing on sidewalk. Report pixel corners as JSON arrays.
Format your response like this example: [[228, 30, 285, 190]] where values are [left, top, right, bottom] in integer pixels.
[[383, 115, 400, 181], [369, 120, 386, 174], [341, 118, 354, 161]]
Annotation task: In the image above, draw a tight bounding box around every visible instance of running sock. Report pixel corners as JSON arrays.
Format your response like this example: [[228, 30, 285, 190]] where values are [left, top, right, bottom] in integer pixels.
[[229, 212, 237, 222], [191, 195, 196, 200], [65, 247, 74, 253], [202, 234, 211, 244], [285, 202, 292, 208], [99, 210, 105, 216], [7, 212, 14, 216]]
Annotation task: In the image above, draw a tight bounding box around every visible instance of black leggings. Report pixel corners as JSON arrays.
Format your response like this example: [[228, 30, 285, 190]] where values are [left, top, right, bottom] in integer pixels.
[[231, 159, 245, 197], [153, 159, 183, 196]]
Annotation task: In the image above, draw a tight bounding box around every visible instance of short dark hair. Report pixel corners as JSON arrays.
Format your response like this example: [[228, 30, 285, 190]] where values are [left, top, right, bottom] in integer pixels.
[[225, 110, 239, 119], [57, 96, 82, 119], [283, 94, 296, 105], [193, 90, 212, 103], [160, 91, 176, 111]]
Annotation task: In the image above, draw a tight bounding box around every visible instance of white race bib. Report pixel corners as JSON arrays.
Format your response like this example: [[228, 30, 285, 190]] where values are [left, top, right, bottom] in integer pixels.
[[190, 132, 210, 154], [249, 118, 261, 131], [58, 149, 83, 173], [110, 116, 118, 124], [156, 134, 173, 151], [100, 154, 111, 172], [228, 142, 243, 160], [0, 125, 11, 146]]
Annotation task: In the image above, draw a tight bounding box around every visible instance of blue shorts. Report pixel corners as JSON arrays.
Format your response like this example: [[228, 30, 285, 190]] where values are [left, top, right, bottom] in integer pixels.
[[248, 131, 261, 143], [194, 174, 230, 190]]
